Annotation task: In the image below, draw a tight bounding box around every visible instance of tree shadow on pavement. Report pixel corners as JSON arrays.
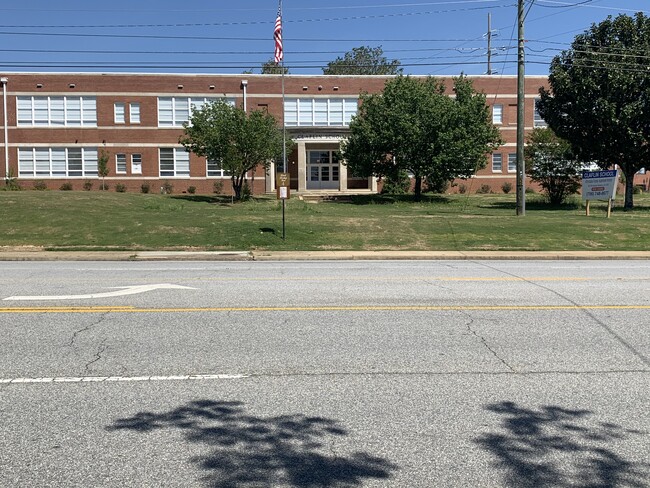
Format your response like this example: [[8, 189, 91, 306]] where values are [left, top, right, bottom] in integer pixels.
[[106, 399, 397, 487], [475, 401, 649, 488]]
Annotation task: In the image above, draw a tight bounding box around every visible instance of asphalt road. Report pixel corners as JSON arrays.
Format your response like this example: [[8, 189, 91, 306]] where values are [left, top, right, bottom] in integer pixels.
[[1, 260, 649, 487]]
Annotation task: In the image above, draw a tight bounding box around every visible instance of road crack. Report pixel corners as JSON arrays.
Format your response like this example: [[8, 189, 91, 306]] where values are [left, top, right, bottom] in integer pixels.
[[462, 311, 515, 372], [66, 312, 108, 348], [85, 339, 108, 373]]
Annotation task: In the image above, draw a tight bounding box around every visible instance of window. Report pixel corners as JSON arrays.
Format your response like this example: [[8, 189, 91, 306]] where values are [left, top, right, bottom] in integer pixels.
[[159, 148, 190, 177], [116, 153, 127, 173], [158, 97, 235, 127], [131, 154, 142, 174], [508, 153, 517, 173], [130, 103, 140, 124], [492, 153, 502, 172], [114, 102, 125, 124], [17, 96, 97, 127], [284, 98, 358, 127], [18, 147, 98, 177], [492, 104, 503, 125], [534, 99, 547, 127], [207, 159, 231, 178]]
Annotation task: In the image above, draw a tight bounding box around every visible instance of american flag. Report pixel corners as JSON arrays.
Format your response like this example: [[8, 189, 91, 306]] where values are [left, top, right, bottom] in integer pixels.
[[274, 6, 283, 63]]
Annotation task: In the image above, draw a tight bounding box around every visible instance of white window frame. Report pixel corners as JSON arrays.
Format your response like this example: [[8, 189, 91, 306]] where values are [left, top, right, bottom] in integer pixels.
[[159, 148, 190, 177], [508, 153, 517, 173], [116, 153, 127, 174], [17, 147, 98, 178], [157, 97, 235, 127], [492, 104, 503, 125], [17, 96, 97, 127], [114, 102, 125, 124], [130, 103, 140, 124], [284, 98, 358, 127], [131, 153, 142, 174], [534, 98, 548, 128], [207, 159, 231, 178], [492, 153, 503, 173]]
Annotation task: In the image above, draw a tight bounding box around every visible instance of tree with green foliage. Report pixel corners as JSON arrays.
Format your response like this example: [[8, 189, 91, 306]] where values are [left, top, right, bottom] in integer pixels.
[[97, 149, 110, 191], [323, 46, 402, 75], [537, 12, 650, 210], [260, 58, 289, 75], [342, 75, 501, 200], [180, 100, 289, 200], [524, 128, 582, 205]]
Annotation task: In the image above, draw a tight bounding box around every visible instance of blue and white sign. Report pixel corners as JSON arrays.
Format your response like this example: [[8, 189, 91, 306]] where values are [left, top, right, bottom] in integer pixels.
[[582, 170, 618, 200]]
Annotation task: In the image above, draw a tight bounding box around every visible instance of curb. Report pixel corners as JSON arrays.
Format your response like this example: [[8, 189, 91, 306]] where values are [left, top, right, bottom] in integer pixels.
[[1, 250, 650, 261]]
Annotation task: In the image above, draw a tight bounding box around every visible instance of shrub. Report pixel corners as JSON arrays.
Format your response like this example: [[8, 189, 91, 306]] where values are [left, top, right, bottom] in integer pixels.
[[161, 181, 173, 194], [213, 180, 224, 194], [381, 170, 411, 195], [4, 169, 21, 191], [633, 185, 644, 194], [59, 182, 73, 191], [115, 183, 126, 193], [141, 182, 151, 194], [476, 184, 492, 194], [525, 186, 536, 194], [100, 183, 110, 191], [83, 180, 93, 191], [187, 185, 196, 194], [501, 182, 513, 194], [458, 184, 467, 194], [33, 180, 48, 191], [240, 180, 252, 201]]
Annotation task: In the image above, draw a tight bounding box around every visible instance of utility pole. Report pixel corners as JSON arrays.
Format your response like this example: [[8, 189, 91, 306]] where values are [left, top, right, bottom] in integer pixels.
[[487, 13, 493, 75], [516, 0, 526, 216]]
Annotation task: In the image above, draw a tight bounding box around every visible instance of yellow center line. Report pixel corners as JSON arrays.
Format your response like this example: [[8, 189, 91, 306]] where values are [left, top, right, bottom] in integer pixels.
[[1, 305, 649, 314]]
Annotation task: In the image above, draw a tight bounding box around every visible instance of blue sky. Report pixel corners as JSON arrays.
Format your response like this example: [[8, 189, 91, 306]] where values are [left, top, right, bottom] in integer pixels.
[[0, 0, 647, 76]]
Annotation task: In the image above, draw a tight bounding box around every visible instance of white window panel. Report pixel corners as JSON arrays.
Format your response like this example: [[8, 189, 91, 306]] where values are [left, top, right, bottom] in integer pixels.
[[314, 99, 328, 126], [68, 148, 83, 176], [131, 154, 142, 174], [343, 99, 358, 125], [66, 98, 82, 127], [116, 154, 127, 173], [207, 159, 231, 177], [534, 98, 547, 127], [83, 149, 98, 175], [493, 104, 503, 124], [329, 99, 344, 125], [50, 98, 65, 126], [33, 98, 49, 126], [35, 148, 50, 175], [508, 153, 517, 173], [130, 103, 140, 124], [18, 148, 34, 176], [157, 97, 234, 127], [158, 98, 174, 127], [298, 99, 313, 125], [114, 102, 126, 124], [159, 148, 189, 177], [17, 97, 33, 125], [492, 153, 502, 172], [284, 99, 298, 126], [51, 149, 66, 176]]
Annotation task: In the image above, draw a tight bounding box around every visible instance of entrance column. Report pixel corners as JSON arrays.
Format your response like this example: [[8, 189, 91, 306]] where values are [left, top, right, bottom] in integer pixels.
[[297, 141, 306, 192], [339, 160, 348, 191], [266, 161, 276, 193], [370, 176, 378, 192]]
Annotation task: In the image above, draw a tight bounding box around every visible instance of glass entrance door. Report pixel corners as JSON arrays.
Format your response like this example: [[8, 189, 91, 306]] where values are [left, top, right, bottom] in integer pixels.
[[307, 151, 340, 190]]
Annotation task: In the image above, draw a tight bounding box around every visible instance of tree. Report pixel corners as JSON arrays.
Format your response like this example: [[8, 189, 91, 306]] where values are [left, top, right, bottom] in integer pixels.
[[342, 75, 501, 200], [97, 149, 109, 191], [537, 12, 650, 209], [524, 128, 582, 205], [180, 100, 289, 200], [323, 46, 402, 75], [260, 58, 289, 75]]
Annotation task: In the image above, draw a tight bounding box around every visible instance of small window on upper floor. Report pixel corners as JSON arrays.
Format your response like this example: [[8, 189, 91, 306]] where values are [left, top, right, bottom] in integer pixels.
[[130, 103, 140, 124], [534, 99, 548, 128], [492, 104, 503, 125], [114, 102, 125, 124], [492, 153, 502, 173]]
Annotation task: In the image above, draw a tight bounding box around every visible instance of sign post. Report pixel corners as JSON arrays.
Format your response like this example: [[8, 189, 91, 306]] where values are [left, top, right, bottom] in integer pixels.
[[276, 172, 290, 239], [582, 170, 618, 218]]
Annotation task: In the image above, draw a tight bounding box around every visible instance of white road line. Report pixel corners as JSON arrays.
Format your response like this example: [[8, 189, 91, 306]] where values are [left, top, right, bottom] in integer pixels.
[[3, 283, 197, 301], [0, 373, 250, 384]]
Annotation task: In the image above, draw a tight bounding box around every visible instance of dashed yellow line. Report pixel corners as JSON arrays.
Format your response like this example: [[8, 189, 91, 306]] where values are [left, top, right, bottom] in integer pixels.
[[0, 305, 649, 314]]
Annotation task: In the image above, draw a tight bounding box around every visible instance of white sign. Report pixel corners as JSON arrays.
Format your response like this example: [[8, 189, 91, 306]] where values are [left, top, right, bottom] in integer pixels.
[[582, 170, 618, 200]]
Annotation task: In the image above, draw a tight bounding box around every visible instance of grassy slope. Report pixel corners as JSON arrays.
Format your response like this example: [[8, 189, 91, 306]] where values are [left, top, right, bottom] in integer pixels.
[[1, 191, 649, 251]]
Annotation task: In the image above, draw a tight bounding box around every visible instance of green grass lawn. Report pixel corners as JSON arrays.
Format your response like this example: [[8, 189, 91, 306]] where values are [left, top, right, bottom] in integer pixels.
[[1, 190, 649, 251]]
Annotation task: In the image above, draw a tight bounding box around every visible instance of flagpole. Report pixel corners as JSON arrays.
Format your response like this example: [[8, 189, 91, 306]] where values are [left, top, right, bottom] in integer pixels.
[[275, 0, 287, 239]]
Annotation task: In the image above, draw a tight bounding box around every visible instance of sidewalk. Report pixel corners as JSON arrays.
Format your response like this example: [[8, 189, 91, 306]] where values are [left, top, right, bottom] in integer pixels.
[[1, 249, 650, 261]]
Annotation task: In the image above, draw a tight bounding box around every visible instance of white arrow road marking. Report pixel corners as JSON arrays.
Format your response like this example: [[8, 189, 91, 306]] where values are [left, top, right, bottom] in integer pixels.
[[3, 283, 197, 301]]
